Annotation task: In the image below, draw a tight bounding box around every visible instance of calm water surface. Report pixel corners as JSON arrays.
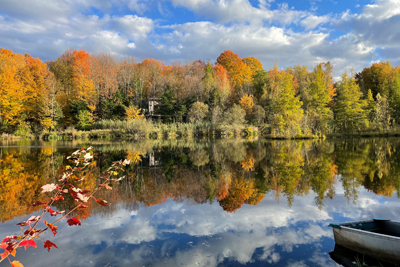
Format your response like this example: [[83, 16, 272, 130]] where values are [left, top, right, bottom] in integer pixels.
[[0, 138, 399, 267]]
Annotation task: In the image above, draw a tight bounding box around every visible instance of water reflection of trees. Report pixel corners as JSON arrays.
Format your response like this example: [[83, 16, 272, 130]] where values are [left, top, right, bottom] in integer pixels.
[[1, 138, 400, 222], [0, 146, 63, 222]]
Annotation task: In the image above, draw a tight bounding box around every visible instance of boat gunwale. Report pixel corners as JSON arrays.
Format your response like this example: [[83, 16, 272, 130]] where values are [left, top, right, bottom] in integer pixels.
[[338, 226, 400, 241], [335, 219, 400, 241]]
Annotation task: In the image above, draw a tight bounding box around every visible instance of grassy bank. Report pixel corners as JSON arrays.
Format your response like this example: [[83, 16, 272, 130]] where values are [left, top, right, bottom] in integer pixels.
[[328, 130, 400, 138], [0, 133, 28, 141], [39, 120, 262, 140], [20, 119, 400, 141]]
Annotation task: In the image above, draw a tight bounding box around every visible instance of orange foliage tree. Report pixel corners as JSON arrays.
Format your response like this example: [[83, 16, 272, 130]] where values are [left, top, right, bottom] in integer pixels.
[[213, 63, 231, 106], [216, 50, 252, 98], [242, 56, 263, 77], [72, 50, 97, 111], [0, 48, 55, 130]]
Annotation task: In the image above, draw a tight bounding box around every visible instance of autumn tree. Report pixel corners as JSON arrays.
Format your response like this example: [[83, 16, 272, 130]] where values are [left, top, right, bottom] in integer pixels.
[[267, 66, 304, 136], [0, 49, 56, 131], [187, 101, 209, 122], [306, 64, 334, 134], [293, 65, 313, 109], [202, 62, 216, 99], [242, 57, 263, 77], [213, 63, 231, 106], [334, 72, 368, 133], [90, 52, 119, 101], [356, 61, 394, 97], [125, 106, 144, 120], [118, 55, 136, 97], [239, 94, 255, 119], [0, 48, 29, 127], [216, 50, 251, 100], [72, 50, 97, 111], [223, 104, 246, 125], [139, 58, 165, 99]]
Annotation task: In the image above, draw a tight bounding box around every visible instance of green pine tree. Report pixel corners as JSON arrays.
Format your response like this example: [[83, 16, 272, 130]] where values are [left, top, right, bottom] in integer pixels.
[[389, 74, 400, 124], [375, 93, 391, 131], [159, 86, 176, 123], [308, 65, 333, 133], [366, 89, 375, 122]]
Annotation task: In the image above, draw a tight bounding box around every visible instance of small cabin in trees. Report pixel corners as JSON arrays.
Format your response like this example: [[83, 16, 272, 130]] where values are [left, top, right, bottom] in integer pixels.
[[148, 98, 160, 115]]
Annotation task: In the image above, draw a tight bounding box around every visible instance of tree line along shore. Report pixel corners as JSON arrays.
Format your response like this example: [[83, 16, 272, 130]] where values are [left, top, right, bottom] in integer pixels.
[[1, 48, 400, 140]]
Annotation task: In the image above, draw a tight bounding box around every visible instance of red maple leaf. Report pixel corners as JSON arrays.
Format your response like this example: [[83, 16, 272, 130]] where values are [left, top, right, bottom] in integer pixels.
[[1, 242, 16, 259], [2, 236, 17, 243], [67, 217, 81, 226], [43, 221, 58, 236], [16, 216, 39, 226], [43, 240, 58, 252], [47, 208, 65, 216], [24, 228, 40, 236], [19, 240, 36, 250]]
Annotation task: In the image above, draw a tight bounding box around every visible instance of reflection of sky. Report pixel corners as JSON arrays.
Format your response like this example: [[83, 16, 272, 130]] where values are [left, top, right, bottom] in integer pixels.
[[2, 181, 400, 267]]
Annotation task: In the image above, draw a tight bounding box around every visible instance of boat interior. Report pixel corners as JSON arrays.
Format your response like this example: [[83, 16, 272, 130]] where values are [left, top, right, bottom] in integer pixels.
[[341, 219, 400, 237], [330, 245, 397, 267]]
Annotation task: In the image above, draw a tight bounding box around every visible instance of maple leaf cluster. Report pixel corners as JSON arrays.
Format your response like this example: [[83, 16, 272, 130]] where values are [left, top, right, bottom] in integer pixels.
[[0, 147, 130, 267]]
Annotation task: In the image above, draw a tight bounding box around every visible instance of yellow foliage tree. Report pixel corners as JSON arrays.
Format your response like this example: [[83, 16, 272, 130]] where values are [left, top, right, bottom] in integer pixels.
[[240, 154, 255, 171], [239, 94, 255, 118], [125, 106, 144, 120], [0, 48, 55, 130], [0, 48, 26, 125], [242, 56, 263, 78]]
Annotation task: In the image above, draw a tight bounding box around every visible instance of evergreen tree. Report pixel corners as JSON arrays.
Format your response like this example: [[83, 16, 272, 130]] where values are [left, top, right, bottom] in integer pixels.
[[374, 93, 391, 131], [334, 72, 368, 133], [253, 69, 269, 102], [366, 89, 375, 122], [307, 65, 333, 133], [159, 86, 176, 123], [389, 73, 400, 124]]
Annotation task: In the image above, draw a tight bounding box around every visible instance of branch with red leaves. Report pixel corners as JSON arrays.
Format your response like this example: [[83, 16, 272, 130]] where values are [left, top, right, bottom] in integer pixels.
[[0, 147, 130, 267]]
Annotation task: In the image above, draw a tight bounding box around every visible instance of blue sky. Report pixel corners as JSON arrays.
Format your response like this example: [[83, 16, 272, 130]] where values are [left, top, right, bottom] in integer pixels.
[[0, 0, 399, 77]]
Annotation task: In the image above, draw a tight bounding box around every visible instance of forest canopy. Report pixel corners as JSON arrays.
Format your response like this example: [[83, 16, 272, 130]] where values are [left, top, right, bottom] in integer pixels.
[[1, 47, 400, 137]]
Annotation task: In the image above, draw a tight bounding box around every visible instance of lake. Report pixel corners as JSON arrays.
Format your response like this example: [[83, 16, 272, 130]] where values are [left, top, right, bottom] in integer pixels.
[[0, 138, 399, 267]]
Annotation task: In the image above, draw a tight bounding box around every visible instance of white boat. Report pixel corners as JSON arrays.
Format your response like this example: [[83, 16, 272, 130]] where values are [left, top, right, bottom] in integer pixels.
[[329, 219, 400, 265]]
